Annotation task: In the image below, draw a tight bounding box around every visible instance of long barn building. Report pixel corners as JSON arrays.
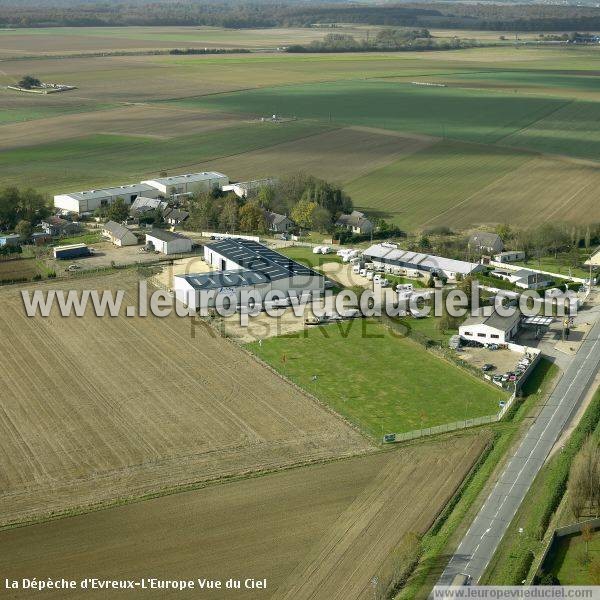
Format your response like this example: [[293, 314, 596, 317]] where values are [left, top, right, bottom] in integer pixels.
[[363, 243, 484, 282]]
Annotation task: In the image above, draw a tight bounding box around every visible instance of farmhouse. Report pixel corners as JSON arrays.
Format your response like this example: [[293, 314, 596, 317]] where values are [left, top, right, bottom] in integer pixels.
[[264, 211, 294, 234], [54, 184, 161, 215], [145, 229, 192, 255], [364, 243, 484, 281], [41, 216, 81, 237], [130, 196, 168, 217], [223, 178, 275, 199], [494, 250, 526, 263], [469, 231, 504, 255], [163, 208, 190, 226], [182, 238, 325, 310], [335, 211, 373, 235], [102, 221, 138, 247], [142, 172, 229, 197], [0, 233, 21, 247], [459, 308, 521, 344]]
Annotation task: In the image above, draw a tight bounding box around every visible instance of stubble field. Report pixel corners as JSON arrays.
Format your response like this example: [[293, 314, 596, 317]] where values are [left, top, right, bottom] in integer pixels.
[[0, 431, 489, 599], [0, 273, 372, 527]]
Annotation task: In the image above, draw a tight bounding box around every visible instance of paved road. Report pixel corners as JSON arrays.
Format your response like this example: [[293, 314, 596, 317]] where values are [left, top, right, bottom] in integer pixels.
[[435, 315, 600, 587]]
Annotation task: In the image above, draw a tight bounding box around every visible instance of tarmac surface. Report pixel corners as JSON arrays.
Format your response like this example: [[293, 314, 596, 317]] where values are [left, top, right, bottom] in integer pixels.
[[435, 311, 600, 587]]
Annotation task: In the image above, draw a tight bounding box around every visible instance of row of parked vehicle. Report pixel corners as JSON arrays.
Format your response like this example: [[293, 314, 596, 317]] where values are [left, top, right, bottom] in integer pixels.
[[491, 354, 534, 387]]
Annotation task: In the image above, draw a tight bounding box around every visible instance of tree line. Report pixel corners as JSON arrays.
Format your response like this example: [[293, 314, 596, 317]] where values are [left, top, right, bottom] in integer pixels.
[[287, 29, 481, 53], [2, 1, 600, 32]]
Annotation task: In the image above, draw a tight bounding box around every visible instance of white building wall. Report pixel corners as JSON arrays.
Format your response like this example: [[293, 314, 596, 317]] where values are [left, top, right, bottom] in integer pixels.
[[459, 324, 509, 344]]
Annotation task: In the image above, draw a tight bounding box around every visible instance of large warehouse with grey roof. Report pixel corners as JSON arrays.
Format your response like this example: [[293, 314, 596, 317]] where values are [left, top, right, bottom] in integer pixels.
[[174, 239, 325, 310]]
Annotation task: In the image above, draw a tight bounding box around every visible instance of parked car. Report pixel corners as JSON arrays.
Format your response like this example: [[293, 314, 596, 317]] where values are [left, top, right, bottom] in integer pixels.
[[366, 271, 374, 281], [482, 364, 495, 372], [66, 264, 81, 272], [312, 246, 323, 254]]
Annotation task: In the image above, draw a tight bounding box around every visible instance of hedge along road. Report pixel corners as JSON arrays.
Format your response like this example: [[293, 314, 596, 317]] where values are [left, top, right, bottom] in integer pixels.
[[435, 314, 600, 587]]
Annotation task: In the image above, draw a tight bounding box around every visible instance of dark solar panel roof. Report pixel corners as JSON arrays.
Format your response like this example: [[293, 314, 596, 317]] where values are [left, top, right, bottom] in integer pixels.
[[180, 269, 275, 291], [205, 239, 320, 281]]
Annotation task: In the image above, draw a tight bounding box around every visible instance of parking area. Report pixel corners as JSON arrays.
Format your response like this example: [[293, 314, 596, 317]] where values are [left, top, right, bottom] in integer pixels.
[[48, 242, 164, 273], [459, 346, 521, 377]]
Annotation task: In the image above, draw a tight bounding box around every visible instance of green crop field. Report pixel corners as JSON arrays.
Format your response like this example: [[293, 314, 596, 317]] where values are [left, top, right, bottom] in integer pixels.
[[247, 320, 505, 438], [500, 99, 600, 159], [0, 120, 328, 193], [169, 80, 567, 145], [345, 140, 531, 229]]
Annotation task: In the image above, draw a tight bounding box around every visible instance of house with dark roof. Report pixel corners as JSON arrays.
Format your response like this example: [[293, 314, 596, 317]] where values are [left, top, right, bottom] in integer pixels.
[[41, 216, 82, 237], [264, 210, 294, 234], [335, 211, 373, 235], [102, 220, 138, 247], [163, 207, 190, 226], [459, 308, 521, 344], [468, 231, 504, 255]]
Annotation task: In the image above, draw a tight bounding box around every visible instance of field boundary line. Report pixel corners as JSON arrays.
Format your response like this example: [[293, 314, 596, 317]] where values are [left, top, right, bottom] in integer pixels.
[[493, 98, 574, 145], [222, 322, 377, 446]]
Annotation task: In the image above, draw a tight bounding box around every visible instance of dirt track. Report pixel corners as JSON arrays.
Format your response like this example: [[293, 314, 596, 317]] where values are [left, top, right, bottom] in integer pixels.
[[0, 273, 372, 526]]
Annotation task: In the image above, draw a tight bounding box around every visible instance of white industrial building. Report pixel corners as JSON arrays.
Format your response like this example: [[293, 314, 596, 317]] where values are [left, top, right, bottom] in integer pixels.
[[101, 221, 138, 247], [494, 251, 526, 263], [54, 184, 161, 215], [175, 239, 325, 310], [459, 308, 521, 344], [141, 172, 228, 197], [145, 229, 192, 255], [223, 178, 274, 199], [363, 243, 484, 281]]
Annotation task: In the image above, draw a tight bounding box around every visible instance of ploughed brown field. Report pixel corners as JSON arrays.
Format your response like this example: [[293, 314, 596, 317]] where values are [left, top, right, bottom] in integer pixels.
[[0, 273, 372, 527], [0, 432, 489, 599]]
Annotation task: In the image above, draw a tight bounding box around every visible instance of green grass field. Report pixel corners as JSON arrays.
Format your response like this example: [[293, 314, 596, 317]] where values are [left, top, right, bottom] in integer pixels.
[[278, 246, 342, 269], [0, 121, 328, 193], [247, 320, 504, 438], [512, 255, 592, 279], [545, 531, 600, 585]]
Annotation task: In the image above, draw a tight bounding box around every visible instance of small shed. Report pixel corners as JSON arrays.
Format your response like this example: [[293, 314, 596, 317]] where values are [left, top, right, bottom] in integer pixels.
[[145, 229, 192, 255], [0, 233, 22, 247]]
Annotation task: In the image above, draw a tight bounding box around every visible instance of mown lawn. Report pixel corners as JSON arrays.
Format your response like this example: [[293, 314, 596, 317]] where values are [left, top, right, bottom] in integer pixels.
[[247, 320, 504, 438], [278, 245, 342, 269], [546, 531, 600, 585], [512, 255, 592, 280]]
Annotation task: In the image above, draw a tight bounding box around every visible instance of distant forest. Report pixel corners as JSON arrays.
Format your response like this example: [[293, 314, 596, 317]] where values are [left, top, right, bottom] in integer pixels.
[[1, 0, 600, 32]]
